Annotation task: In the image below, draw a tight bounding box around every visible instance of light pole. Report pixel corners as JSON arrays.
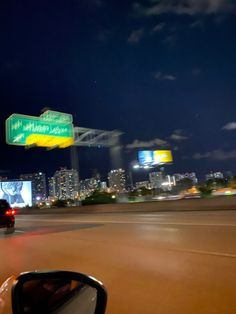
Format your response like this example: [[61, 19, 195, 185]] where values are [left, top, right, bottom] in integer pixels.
[[128, 163, 141, 190]]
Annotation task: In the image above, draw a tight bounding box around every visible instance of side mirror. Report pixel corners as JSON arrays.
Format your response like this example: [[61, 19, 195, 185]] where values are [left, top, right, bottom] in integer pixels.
[[11, 271, 107, 314]]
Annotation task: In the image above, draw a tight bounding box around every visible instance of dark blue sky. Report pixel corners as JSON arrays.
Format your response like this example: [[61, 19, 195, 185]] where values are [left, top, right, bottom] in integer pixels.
[[1, 0, 236, 180]]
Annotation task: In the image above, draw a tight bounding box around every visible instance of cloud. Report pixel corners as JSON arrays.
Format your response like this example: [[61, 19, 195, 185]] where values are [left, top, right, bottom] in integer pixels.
[[193, 149, 236, 160], [126, 138, 168, 149], [128, 29, 144, 44], [151, 22, 166, 33], [190, 20, 204, 28], [162, 34, 176, 46], [169, 129, 189, 141], [214, 14, 227, 24], [170, 134, 188, 141], [222, 122, 236, 130], [154, 71, 176, 81], [193, 152, 211, 159], [133, 0, 236, 16]]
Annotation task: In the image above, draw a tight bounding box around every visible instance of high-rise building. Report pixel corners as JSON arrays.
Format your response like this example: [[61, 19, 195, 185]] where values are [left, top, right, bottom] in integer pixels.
[[108, 169, 126, 193], [20, 172, 46, 203], [174, 172, 198, 185], [205, 172, 224, 181], [84, 178, 100, 191], [149, 172, 164, 189], [162, 175, 176, 191], [135, 181, 149, 189], [100, 181, 107, 191], [53, 168, 79, 200], [78, 177, 101, 198], [149, 172, 176, 191], [78, 178, 107, 199], [48, 177, 56, 198]]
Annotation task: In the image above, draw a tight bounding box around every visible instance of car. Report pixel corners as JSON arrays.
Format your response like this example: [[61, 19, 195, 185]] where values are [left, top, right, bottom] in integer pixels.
[[0, 199, 16, 234]]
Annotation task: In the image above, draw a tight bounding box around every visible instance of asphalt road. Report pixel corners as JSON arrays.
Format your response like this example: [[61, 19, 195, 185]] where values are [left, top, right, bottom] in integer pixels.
[[1, 210, 236, 314]]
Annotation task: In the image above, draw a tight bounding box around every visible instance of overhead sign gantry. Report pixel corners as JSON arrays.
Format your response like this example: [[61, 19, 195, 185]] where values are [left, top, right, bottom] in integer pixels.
[[5, 110, 123, 169]]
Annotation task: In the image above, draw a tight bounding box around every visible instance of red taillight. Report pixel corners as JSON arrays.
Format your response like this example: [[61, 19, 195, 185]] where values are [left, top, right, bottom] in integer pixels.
[[5, 209, 16, 216]]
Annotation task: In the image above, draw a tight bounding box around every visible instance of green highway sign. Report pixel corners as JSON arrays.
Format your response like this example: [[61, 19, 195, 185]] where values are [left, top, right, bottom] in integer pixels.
[[6, 112, 74, 148], [40, 110, 73, 124]]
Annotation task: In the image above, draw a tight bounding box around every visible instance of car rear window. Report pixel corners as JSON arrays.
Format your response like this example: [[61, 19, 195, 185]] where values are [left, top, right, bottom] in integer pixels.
[[0, 199, 10, 209]]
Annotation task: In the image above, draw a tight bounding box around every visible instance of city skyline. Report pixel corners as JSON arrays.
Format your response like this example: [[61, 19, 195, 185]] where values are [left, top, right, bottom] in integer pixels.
[[0, 166, 232, 205], [0, 164, 230, 186], [1, 1, 236, 178]]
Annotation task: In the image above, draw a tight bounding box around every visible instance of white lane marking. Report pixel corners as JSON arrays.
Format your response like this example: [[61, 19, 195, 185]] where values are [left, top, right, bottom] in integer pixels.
[[14, 219, 236, 257], [16, 217, 236, 227], [170, 248, 236, 258], [14, 230, 25, 233]]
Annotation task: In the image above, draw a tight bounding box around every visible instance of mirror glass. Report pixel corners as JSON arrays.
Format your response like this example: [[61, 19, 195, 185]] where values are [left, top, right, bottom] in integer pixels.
[[20, 278, 97, 314]]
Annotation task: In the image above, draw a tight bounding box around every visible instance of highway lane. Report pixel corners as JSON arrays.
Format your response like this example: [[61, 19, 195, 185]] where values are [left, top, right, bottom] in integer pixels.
[[1, 210, 236, 313]]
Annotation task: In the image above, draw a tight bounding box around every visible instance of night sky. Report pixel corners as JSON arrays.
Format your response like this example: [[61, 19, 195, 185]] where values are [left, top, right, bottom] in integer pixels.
[[1, 0, 236, 181]]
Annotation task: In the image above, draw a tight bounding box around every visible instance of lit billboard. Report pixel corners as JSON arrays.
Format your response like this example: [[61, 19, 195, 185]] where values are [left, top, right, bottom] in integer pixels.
[[153, 150, 173, 164], [138, 151, 154, 165], [138, 150, 173, 166], [0, 181, 32, 208]]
